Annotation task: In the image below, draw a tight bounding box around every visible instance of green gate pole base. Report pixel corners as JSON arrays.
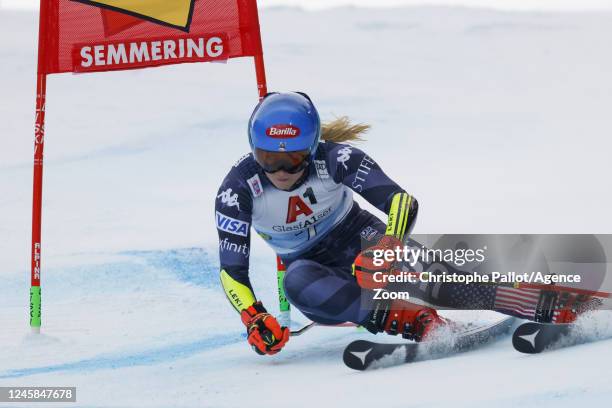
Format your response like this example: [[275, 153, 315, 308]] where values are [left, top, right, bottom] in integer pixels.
[[30, 286, 41, 333]]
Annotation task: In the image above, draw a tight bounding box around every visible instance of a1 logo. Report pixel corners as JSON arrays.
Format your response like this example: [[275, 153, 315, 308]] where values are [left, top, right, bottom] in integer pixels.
[[286, 187, 318, 223]]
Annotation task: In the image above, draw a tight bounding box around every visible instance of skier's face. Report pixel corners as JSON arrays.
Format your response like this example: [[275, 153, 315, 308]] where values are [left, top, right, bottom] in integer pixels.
[[265, 169, 305, 191]]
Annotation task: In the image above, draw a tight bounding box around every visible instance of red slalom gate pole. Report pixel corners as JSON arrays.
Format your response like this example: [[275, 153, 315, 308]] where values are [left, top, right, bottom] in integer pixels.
[[254, 52, 267, 99], [30, 73, 47, 332], [30, 0, 50, 332], [250, 0, 267, 99]]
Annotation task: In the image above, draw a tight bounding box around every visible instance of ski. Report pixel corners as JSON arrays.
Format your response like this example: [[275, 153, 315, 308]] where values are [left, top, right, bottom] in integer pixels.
[[343, 316, 515, 371], [512, 322, 572, 354]]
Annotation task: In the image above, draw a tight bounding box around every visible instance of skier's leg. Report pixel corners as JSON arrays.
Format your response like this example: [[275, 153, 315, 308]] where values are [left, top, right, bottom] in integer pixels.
[[407, 272, 602, 323], [359, 236, 598, 324], [283, 259, 372, 325], [284, 259, 446, 341], [279, 203, 387, 325], [354, 233, 541, 319], [281, 204, 447, 339], [361, 252, 533, 320]]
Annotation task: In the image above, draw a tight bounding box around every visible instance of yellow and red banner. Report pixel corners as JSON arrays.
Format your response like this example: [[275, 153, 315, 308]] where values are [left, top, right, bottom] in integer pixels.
[[38, 0, 264, 74]]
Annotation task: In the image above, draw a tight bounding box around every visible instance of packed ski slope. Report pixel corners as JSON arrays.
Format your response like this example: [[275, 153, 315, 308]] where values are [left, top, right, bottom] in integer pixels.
[[1, 5, 612, 408]]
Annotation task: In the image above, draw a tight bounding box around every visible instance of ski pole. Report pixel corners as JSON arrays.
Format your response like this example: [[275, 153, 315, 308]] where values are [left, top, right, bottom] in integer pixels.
[[290, 322, 358, 337]]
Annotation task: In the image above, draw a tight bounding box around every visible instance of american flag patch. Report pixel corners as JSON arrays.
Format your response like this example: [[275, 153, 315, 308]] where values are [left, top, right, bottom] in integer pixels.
[[494, 286, 541, 319]]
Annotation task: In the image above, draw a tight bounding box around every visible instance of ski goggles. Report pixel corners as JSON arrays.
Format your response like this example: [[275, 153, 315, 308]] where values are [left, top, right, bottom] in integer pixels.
[[254, 148, 311, 174]]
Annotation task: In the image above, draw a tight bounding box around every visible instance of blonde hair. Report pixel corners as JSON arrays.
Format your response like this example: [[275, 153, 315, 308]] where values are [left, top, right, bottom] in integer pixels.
[[321, 116, 369, 144]]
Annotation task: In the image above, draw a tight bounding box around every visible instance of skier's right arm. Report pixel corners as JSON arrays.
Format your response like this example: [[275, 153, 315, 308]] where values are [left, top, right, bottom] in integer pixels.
[[216, 166, 290, 355], [215, 169, 256, 312]]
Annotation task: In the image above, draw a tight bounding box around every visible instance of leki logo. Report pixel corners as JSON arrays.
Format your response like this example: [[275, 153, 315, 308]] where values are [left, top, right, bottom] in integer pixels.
[[266, 125, 301, 138], [72, 0, 197, 32]]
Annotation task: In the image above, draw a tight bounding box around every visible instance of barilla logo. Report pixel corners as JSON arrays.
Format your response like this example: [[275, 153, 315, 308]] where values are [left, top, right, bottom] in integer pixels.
[[266, 124, 301, 138]]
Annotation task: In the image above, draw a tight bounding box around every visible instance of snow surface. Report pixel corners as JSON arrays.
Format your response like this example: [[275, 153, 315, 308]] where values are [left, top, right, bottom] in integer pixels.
[[1, 5, 612, 408]]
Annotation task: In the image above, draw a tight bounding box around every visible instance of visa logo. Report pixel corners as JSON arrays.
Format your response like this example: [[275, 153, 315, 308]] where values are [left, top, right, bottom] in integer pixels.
[[216, 211, 249, 237]]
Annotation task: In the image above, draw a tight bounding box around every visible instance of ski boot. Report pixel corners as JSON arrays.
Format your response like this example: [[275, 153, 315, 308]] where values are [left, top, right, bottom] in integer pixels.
[[363, 299, 447, 342]]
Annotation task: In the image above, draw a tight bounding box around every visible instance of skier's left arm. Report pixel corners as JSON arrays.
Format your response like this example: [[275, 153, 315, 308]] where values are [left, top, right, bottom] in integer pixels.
[[327, 143, 418, 241]]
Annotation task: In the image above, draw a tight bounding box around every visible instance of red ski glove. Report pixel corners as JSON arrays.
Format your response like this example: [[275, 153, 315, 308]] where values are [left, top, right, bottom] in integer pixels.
[[353, 235, 403, 289], [240, 301, 290, 355]]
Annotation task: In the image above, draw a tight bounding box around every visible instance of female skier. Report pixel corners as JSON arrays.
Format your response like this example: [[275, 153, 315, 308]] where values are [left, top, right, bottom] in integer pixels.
[[215, 92, 589, 356]]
